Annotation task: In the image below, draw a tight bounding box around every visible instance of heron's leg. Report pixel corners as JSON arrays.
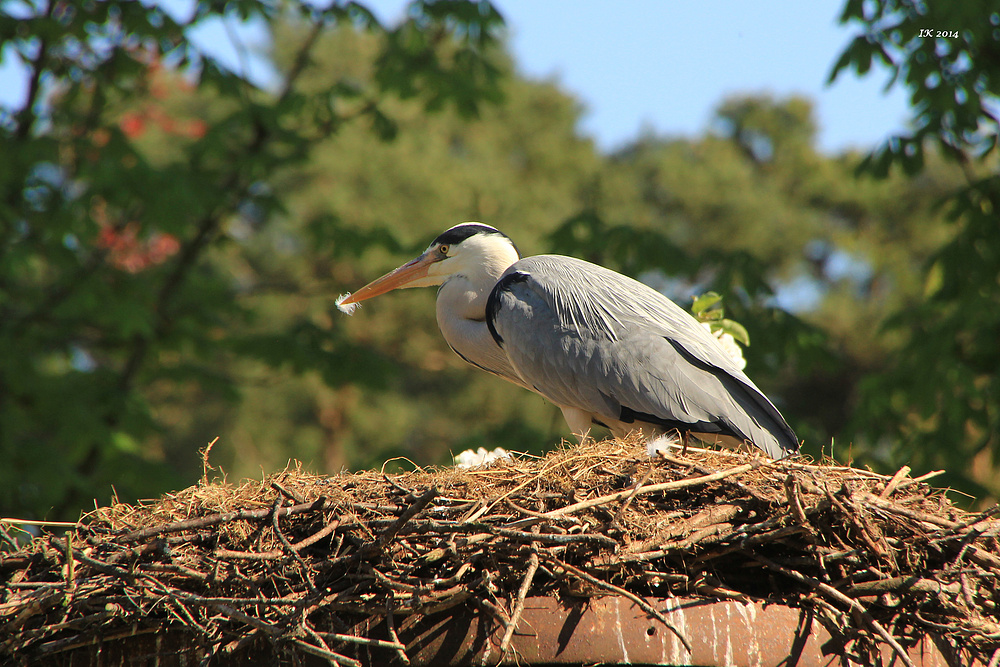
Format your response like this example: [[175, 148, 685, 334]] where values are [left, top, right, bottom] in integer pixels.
[[559, 406, 593, 444]]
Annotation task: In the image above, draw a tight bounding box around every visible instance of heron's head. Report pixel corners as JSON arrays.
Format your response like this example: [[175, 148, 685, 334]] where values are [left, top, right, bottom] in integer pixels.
[[337, 223, 519, 312]]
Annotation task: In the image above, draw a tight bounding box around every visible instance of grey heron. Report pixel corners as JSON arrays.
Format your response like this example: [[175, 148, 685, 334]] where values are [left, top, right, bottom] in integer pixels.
[[338, 223, 799, 458]]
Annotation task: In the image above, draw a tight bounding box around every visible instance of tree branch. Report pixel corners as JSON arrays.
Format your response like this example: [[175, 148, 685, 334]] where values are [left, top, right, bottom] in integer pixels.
[[12, 2, 55, 142]]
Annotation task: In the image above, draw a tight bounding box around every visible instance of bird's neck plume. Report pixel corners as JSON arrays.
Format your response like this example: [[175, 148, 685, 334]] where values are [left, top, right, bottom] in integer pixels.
[[476, 234, 519, 279]]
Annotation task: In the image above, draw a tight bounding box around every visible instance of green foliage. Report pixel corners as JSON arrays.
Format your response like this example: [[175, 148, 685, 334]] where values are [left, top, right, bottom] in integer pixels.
[[375, 0, 505, 117], [830, 0, 999, 175], [691, 292, 750, 348], [714, 95, 817, 165], [831, 0, 1000, 497], [0, 0, 507, 519]]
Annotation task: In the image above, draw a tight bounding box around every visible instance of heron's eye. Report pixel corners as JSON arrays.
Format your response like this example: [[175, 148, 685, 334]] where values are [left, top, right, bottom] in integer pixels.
[[439, 245, 450, 256]]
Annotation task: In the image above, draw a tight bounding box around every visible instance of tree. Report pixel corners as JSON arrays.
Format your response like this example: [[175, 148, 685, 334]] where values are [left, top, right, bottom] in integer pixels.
[[831, 0, 1000, 498], [0, 0, 506, 519]]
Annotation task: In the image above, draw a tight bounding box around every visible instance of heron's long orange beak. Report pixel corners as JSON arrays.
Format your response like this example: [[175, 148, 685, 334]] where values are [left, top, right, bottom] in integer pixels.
[[338, 252, 435, 308]]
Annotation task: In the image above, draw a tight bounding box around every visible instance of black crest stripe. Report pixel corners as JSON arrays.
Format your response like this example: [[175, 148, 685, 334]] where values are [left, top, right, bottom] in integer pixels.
[[432, 223, 508, 247]]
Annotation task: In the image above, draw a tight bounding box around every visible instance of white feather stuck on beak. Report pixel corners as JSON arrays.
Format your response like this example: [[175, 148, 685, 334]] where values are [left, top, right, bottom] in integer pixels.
[[336, 294, 360, 315]]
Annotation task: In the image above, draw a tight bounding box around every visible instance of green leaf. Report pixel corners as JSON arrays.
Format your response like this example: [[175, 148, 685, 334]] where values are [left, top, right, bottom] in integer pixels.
[[691, 291, 723, 316], [719, 319, 751, 347], [111, 431, 141, 454]]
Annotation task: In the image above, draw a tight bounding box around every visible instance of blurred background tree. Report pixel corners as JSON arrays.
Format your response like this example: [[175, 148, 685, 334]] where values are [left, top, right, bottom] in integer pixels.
[[1, 0, 996, 521], [830, 0, 1000, 498], [0, 0, 508, 518]]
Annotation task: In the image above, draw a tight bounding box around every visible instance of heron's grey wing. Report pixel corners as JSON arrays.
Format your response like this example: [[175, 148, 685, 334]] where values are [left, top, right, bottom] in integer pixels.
[[487, 256, 798, 458]]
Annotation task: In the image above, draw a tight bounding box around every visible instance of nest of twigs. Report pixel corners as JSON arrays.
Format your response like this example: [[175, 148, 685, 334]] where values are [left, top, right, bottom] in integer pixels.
[[2, 436, 999, 666]]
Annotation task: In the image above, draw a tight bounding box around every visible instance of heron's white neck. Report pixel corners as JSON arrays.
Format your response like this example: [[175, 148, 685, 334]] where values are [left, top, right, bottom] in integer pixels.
[[436, 255, 514, 321], [434, 240, 525, 386]]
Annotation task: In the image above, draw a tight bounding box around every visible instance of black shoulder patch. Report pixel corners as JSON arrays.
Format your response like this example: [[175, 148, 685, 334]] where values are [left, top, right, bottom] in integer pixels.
[[485, 271, 530, 348], [433, 223, 508, 247]]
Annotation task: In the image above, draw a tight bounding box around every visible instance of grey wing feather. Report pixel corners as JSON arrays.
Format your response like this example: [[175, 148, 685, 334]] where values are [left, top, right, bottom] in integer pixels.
[[488, 255, 798, 458]]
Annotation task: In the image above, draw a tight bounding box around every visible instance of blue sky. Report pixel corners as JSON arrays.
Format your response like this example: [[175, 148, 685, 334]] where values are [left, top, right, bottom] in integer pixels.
[[365, 0, 913, 154], [1, 1, 912, 155]]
